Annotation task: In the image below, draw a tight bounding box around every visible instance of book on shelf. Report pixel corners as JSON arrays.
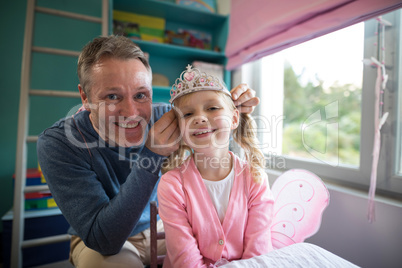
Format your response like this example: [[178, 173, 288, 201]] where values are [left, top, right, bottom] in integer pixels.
[[113, 10, 166, 43], [13, 167, 58, 211]]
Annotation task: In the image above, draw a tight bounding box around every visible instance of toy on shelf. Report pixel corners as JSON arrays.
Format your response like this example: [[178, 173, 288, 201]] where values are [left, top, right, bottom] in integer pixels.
[[165, 29, 211, 50]]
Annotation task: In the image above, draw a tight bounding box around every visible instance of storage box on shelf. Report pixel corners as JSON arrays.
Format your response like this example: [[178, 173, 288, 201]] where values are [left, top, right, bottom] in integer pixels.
[[112, 0, 230, 103], [113, 10, 166, 43]]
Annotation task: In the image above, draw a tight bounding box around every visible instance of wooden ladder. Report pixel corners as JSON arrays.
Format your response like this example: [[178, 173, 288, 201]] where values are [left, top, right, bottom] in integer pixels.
[[11, 1, 109, 267]]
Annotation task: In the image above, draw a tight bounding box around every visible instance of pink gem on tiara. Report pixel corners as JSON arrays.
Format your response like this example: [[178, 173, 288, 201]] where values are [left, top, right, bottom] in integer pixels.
[[184, 71, 194, 81], [169, 64, 230, 104]]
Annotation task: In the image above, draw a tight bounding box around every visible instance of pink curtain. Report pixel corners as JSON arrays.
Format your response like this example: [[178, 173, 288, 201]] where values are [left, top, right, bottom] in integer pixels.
[[225, 0, 402, 70]]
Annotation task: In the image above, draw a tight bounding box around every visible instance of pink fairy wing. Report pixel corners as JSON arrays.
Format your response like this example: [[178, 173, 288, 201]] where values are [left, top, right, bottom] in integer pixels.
[[270, 169, 330, 249], [271, 231, 296, 249]]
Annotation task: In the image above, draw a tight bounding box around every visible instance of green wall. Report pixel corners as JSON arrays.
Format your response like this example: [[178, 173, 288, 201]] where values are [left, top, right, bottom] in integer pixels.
[[0, 0, 104, 232], [0, 0, 27, 234]]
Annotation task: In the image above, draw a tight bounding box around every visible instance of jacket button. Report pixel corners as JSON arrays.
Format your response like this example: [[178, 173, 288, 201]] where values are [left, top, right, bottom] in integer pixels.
[[219, 239, 224, 245]]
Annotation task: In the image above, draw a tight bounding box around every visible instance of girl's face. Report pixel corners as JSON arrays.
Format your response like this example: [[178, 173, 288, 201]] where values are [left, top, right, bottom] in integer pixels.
[[174, 90, 239, 153]]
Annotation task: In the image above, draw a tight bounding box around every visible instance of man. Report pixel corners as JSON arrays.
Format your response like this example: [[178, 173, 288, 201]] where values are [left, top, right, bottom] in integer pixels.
[[37, 35, 259, 267]]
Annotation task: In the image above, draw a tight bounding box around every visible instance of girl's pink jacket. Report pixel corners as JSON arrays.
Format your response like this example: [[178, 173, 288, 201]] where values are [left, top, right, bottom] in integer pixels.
[[157, 152, 274, 268]]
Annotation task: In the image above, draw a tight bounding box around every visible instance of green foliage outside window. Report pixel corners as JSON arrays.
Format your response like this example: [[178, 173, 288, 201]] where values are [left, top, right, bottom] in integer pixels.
[[282, 64, 361, 166]]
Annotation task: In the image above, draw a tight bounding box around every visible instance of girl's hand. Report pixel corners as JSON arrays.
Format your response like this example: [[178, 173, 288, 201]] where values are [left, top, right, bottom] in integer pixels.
[[230, 83, 260, 114]]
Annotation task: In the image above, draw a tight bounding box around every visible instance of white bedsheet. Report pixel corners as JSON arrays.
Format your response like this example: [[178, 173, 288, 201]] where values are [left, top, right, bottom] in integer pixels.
[[221, 243, 360, 268]]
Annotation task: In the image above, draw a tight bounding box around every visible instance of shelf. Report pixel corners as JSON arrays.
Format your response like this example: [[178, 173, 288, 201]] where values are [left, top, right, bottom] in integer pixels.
[[2, 208, 62, 221], [114, 0, 228, 28], [112, 0, 231, 100], [132, 39, 226, 62]]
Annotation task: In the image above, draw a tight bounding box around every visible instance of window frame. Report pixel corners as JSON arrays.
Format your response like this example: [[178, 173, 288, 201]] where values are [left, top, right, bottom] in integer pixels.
[[233, 9, 402, 198]]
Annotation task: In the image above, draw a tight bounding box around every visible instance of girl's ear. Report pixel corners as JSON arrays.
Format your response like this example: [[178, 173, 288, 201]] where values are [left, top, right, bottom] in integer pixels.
[[231, 109, 240, 130]]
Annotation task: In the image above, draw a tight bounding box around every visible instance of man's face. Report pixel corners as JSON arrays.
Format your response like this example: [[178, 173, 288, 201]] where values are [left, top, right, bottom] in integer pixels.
[[79, 57, 152, 147]]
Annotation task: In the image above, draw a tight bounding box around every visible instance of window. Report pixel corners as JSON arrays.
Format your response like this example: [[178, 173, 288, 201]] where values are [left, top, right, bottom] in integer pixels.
[[234, 9, 402, 197]]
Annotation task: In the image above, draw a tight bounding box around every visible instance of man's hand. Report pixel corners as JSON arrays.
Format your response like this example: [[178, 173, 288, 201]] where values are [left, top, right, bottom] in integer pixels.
[[145, 110, 180, 156], [230, 83, 260, 114]]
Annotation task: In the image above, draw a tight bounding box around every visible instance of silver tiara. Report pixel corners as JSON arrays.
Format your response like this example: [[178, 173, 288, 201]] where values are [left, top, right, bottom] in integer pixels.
[[169, 64, 230, 104]]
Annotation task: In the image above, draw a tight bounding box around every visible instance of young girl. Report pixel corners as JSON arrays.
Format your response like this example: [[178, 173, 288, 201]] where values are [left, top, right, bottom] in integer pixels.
[[157, 65, 274, 267]]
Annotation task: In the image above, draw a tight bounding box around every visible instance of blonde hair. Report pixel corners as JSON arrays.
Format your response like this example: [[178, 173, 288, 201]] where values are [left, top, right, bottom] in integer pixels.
[[162, 91, 266, 183]]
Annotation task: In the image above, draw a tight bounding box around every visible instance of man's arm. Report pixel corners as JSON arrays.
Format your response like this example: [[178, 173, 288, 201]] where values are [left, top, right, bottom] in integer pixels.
[[37, 130, 164, 255], [37, 104, 170, 255], [145, 109, 180, 156], [230, 83, 260, 114]]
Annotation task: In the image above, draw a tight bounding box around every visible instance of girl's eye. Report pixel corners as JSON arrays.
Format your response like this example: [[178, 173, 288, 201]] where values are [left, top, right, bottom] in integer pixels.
[[107, 94, 118, 100], [209, 106, 220, 111], [183, 113, 192, 118]]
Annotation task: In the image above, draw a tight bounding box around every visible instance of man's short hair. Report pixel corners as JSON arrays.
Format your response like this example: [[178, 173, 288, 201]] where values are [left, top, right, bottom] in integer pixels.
[[77, 35, 151, 96]]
